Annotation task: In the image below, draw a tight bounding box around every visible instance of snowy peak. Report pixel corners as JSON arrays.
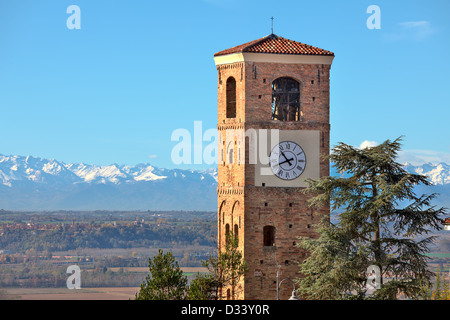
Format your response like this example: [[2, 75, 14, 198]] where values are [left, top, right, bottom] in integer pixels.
[[403, 162, 450, 185], [66, 163, 131, 184], [0, 155, 78, 185], [0, 154, 219, 211], [0, 154, 217, 187]]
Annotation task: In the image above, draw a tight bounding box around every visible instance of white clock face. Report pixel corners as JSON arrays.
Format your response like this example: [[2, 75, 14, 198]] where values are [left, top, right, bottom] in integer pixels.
[[269, 141, 306, 180]]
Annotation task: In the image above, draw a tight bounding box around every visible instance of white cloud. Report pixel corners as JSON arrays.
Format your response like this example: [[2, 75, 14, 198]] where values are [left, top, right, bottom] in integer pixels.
[[397, 149, 450, 166], [399, 20, 436, 37], [398, 21, 429, 28], [356, 140, 450, 165], [359, 140, 378, 149], [385, 20, 436, 41], [148, 155, 158, 159]]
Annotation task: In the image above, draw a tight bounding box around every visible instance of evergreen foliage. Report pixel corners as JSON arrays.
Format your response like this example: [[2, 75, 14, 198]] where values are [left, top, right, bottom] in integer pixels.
[[136, 233, 247, 300], [135, 249, 188, 300], [296, 137, 447, 299], [188, 232, 248, 300]]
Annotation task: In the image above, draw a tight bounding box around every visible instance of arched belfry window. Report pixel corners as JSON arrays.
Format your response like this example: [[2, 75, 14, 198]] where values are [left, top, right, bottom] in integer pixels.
[[226, 77, 236, 118], [272, 77, 300, 121]]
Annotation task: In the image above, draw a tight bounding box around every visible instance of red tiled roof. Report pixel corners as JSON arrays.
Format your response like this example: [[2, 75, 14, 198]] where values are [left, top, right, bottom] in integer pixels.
[[444, 218, 450, 224], [214, 34, 334, 57]]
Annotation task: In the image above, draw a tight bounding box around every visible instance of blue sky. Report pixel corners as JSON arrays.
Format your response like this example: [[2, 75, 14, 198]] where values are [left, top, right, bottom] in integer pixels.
[[0, 0, 449, 169]]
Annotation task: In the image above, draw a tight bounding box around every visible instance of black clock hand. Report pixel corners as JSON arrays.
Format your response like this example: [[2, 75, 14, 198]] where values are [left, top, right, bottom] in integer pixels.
[[280, 151, 293, 166], [279, 158, 294, 166]]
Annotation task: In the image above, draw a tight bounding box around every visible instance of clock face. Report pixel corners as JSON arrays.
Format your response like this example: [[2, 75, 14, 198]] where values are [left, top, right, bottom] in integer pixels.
[[269, 141, 306, 180]]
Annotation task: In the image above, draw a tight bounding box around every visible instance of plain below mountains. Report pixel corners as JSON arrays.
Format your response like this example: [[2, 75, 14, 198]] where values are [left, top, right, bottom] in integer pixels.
[[0, 154, 449, 211]]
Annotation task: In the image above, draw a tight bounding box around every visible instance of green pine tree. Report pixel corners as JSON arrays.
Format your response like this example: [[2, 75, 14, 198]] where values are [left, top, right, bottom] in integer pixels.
[[296, 137, 447, 300], [135, 249, 187, 300], [187, 232, 247, 300], [187, 271, 217, 300]]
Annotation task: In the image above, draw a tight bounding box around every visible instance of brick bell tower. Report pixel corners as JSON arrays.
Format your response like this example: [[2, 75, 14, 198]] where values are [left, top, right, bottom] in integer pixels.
[[213, 34, 334, 300]]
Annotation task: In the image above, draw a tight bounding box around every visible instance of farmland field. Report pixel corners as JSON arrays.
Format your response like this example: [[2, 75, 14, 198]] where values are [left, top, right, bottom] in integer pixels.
[[0, 267, 207, 300], [0, 287, 140, 300]]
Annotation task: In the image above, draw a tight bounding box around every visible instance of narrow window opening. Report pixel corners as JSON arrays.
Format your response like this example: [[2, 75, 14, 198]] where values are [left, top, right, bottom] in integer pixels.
[[225, 223, 230, 243], [263, 226, 276, 247], [226, 77, 236, 118]]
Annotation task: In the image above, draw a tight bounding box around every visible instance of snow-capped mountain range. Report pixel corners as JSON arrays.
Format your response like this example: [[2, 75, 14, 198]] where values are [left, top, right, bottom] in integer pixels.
[[403, 162, 450, 186], [0, 155, 217, 187], [0, 154, 218, 211], [0, 154, 449, 211]]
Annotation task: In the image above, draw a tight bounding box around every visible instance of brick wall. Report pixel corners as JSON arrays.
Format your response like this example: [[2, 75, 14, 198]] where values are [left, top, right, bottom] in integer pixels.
[[217, 58, 331, 300]]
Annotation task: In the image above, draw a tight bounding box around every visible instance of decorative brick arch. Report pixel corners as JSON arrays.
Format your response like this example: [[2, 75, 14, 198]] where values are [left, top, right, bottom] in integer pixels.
[[231, 200, 240, 244], [218, 200, 226, 248]]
